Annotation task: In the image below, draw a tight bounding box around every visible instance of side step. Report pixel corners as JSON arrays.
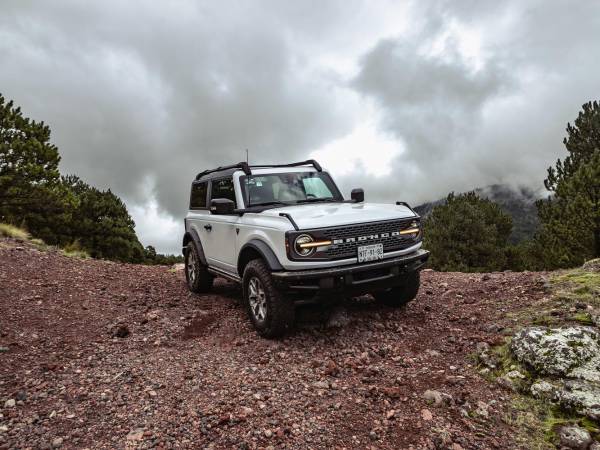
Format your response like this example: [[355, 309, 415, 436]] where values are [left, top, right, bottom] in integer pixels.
[[207, 266, 241, 283]]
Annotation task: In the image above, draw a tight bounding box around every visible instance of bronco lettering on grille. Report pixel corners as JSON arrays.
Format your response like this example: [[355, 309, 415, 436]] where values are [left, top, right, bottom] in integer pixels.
[[332, 231, 401, 245]]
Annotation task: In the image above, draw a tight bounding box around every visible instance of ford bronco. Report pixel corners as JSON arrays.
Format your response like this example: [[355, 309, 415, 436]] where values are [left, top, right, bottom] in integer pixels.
[[182, 160, 429, 337]]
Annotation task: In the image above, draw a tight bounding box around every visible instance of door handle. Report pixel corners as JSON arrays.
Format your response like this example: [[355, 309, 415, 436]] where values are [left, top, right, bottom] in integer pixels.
[[204, 224, 212, 232]]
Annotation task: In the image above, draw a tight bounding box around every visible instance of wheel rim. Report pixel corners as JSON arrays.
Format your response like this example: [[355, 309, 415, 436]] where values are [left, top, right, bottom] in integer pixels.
[[248, 277, 267, 322], [187, 250, 197, 283]]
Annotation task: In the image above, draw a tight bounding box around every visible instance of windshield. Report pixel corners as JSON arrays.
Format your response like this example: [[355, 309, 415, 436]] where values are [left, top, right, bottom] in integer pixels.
[[240, 171, 343, 207]]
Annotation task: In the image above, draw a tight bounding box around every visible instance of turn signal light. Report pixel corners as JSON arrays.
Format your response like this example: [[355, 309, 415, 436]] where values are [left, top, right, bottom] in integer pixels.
[[298, 240, 332, 248], [399, 228, 420, 235]]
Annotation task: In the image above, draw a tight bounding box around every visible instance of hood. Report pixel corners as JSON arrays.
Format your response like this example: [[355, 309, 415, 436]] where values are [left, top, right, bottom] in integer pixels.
[[261, 202, 417, 230]]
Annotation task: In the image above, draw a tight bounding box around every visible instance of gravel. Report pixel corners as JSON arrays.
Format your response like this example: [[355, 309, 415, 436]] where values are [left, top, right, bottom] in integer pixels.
[[0, 238, 550, 449]]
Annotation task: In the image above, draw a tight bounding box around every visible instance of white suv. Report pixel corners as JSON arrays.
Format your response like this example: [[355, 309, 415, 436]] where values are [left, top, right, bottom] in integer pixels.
[[183, 160, 429, 337]]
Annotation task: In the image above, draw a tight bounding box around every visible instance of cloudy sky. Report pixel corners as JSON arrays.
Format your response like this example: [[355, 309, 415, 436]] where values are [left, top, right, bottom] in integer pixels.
[[2, 1, 599, 254]]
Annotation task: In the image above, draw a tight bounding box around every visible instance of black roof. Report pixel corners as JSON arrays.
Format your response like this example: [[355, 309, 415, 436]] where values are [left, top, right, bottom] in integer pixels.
[[193, 159, 322, 182]]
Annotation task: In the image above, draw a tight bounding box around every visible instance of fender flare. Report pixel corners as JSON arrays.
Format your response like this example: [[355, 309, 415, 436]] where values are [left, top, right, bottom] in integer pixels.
[[238, 239, 284, 274], [182, 228, 208, 266]]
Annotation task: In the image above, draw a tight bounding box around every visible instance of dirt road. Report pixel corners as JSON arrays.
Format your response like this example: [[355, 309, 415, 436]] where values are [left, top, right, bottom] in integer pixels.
[[0, 239, 546, 449]]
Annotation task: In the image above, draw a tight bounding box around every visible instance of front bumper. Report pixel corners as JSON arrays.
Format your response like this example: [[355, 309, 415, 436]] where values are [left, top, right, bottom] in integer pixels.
[[272, 249, 429, 295]]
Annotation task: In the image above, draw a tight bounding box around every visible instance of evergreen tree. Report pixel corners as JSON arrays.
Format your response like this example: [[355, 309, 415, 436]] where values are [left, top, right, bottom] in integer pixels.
[[424, 192, 513, 272], [536, 101, 600, 267], [63, 175, 145, 262], [0, 93, 72, 240]]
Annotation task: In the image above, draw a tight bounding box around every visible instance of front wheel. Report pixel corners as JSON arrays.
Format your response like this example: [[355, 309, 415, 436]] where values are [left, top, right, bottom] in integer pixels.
[[373, 271, 420, 307], [242, 259, 295, 338]]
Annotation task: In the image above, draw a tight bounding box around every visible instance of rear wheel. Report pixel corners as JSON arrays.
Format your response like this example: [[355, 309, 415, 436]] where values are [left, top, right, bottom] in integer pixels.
[[374, 271, 420, 307], [185, 242, 213, 293], [243, 259, 295, 338]]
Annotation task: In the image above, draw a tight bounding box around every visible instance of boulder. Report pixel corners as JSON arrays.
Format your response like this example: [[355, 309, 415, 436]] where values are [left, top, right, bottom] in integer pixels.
[[530, 380, 555, 400], [582, 258, 600, 272], [558, 425, 592, 449], [554, 379, 600, 420], [511, 326, 600, 376]]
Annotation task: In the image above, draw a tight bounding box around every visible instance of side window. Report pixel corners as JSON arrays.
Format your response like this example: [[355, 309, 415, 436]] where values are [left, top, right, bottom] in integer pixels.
[[211, 177, 237, 207], [190, 182, 208, 209]]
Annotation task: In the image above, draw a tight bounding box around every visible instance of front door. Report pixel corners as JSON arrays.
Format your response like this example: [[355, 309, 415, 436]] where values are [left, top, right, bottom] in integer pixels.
[[202, 176, 239, 273]]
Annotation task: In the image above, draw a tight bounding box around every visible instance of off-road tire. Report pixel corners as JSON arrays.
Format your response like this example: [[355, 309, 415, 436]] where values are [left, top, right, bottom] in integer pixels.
[[242, 259, 295, 338], [185, 242, 213, 293], [374, 271, 420, 307]]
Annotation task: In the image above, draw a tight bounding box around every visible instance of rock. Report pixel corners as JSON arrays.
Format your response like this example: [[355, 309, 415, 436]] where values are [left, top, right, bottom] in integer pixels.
[[126, 429, 144, 442], [475, 401, 489, 418], [558, 425, 592, 449], [589, 441, 600, 450], [478, 349, 498, 369], [4, 399, 15, 408], [171, 263, 185, 272], [421, 409, 433, 421], [496, 370, 526, 392], [380, 386, 402, 398], [582, 258, 600, 272], [264, 429, 273, 438], [511, 326, 600, 376], [386, 410, 395, 419], [326, 307, 351, 328], [239, 406, 254, 418], [423, 390, 443, 406], [323, 360, 339, 377], [555, 379, 600, 420], [51, 437, 63, 448], [481, 274, 491, 281], [530, 380, 555, 400], [568, 353, 600, 383], [113, 324, 130, 338], [313, 381, 329, 390]]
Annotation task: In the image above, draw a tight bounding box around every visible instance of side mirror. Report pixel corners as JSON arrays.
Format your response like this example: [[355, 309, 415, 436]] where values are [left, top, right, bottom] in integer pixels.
[[210, 198, 235, 215], [351, 188, 364, 203]]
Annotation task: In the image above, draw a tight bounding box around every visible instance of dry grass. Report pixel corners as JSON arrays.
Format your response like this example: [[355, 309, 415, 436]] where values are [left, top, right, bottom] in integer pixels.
[[0, 223, 30, 240]]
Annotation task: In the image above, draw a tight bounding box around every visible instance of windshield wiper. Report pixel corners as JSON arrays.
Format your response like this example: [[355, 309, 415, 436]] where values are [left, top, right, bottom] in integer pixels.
[[295, 198, 337, 204], [248, 201, 293, 207]]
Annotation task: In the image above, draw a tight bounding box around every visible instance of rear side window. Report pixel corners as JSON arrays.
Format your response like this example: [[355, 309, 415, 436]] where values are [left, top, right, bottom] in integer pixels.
[[190, 182, 208, 209], [211, 177, 237, 207]]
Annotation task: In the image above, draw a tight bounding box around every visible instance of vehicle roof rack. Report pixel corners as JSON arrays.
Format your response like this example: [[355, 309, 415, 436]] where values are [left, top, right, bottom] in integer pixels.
[[194, 159, 322, 180], [195, 162, 251, 180], [249, 159, 323, 172]]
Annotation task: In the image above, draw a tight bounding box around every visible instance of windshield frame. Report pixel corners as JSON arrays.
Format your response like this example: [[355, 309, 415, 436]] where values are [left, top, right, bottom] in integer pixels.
[[238, 170, 344, 208]]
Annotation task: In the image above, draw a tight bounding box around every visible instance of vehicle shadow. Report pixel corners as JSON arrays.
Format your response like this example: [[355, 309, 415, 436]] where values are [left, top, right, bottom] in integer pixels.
[[194, 278, 403, 337]]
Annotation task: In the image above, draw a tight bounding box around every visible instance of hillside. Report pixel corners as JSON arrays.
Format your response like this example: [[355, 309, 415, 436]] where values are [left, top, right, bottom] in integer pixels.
[[415, 184, 542, 243], [5, 236, 595, 449]]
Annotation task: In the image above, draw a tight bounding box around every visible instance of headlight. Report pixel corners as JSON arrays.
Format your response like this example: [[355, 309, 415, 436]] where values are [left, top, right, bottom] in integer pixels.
[[293, 234, 333, 256], [399, 220, 421, 237], [294, 234, 315, 256]]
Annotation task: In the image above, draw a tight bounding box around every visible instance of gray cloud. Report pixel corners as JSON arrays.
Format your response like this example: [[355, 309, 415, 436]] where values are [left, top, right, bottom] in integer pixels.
[[0, 1, 355, 252], [343, 1, 600, 205], [2, 1, 600, 253]]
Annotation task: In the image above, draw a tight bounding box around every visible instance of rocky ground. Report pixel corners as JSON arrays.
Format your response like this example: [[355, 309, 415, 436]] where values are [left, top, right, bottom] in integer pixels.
[[0, 238, 597, 449]]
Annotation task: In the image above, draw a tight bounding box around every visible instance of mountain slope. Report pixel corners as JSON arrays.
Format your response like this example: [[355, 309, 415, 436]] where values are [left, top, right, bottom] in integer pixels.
[[0, 237, 550, 449], [415, 184, 542, 243]]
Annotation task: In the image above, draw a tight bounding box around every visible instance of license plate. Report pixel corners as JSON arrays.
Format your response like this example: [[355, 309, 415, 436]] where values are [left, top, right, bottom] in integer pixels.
[[357, 243, 384, 263]]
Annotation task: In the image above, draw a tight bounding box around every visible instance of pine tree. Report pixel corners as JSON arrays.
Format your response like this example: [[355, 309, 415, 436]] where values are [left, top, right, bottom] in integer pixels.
[[63, 175, 145, 262], [0, 94, 75, 242], [536, 101, 600, 267], [424, 192, 513, 272]]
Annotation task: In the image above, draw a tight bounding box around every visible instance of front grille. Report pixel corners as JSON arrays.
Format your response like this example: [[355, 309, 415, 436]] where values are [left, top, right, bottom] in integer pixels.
[[320, 219, 418, 260]]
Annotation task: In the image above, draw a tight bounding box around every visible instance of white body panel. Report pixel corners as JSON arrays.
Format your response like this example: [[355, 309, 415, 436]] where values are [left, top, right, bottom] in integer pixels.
[[186, 167, 420, 274]]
